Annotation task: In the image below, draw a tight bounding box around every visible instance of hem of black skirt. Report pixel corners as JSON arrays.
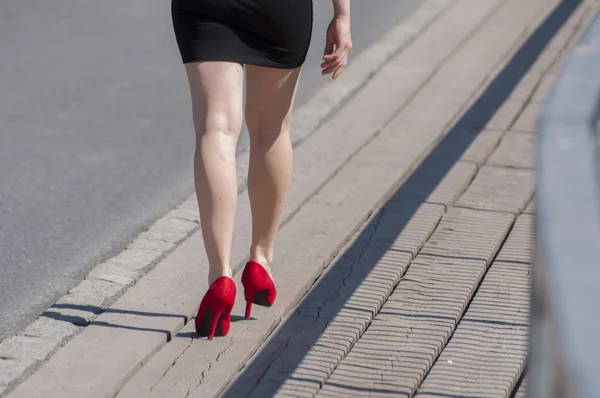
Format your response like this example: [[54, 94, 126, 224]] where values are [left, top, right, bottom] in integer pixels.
[[181, 55, 306, 70]]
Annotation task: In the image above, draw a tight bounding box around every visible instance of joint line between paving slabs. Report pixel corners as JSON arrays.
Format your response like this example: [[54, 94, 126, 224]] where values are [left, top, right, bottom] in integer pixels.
[[453, 205, 523, 216]]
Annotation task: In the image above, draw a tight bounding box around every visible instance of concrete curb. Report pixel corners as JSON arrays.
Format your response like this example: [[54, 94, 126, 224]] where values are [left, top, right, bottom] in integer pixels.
[[0, 0, 455, 396]]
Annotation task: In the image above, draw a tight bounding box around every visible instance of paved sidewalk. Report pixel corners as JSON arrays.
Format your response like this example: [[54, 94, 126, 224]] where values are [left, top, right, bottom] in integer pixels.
[[4, 0, 598, 396]]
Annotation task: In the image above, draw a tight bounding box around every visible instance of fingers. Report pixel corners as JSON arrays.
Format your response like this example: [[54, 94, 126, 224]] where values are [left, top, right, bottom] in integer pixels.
[[321, 46, 345, 68], [321, 66, 337, 75], [320, 59, 337, 69], [321, 47, 349, 79], [323, 40, 335, 58], [320, 53, 346, 71], [332, 64, 346, 80]]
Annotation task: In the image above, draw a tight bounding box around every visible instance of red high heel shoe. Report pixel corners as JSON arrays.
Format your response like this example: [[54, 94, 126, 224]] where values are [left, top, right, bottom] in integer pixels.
[[241, 261, 277, 319], [195, 276, 236, 339]]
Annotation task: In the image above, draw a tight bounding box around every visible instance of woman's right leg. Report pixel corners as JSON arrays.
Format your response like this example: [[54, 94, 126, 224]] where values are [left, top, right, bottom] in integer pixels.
[[185, 61, 244, 285]]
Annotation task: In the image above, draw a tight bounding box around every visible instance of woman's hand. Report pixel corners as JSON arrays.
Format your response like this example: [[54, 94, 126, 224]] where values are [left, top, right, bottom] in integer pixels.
[[321, 3, 352, 80]]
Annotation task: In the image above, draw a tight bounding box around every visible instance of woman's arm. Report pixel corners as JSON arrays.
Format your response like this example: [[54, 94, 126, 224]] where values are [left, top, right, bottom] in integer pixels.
[[332, 0, 351, 19], [321, 0, 353, 80]]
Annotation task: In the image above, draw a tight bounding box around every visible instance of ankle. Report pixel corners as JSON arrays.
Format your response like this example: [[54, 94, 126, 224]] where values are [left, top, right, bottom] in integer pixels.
[[250, 250, 272, 265], [208, 267, 233, 286], [249, 248, 273, 275]]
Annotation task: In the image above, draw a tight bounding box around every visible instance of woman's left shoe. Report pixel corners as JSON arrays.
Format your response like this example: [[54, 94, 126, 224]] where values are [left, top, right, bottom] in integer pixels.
[[241, 261, 277, 319], [195, 276, 236, 339]]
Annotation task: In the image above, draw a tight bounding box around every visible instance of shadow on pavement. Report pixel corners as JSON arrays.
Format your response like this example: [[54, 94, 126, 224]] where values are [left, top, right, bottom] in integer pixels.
[[42, 303, 247, 340], [221, 0, 581, 396], [42, 303, 188, 338]]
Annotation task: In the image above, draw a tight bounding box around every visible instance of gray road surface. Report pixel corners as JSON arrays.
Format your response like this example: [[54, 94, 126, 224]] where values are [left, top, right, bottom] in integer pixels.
[[0, 0, 420, 341]]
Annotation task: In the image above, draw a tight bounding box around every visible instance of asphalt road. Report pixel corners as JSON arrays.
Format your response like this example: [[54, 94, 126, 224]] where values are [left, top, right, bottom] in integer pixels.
[[0, 0, 420, 341]]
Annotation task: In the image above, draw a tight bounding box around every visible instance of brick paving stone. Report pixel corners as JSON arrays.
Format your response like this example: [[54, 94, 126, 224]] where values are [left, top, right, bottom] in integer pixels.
[[427, 162, 480, 207], [424, 129, 503, 170], [487, 132, 536, 169], [53, 278, 126, 311], [387, 160, 478, 209], [125, 237, 175, 253], [318, 209, 514, 397], [454, 165, 534, 214], [458, 129, 504, 166], [0, 360, 29, 390], [415, 216, 532, 398]]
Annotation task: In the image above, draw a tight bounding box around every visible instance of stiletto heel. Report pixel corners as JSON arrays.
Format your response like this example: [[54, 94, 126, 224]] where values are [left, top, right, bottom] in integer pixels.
[[206, 308, 224, 340], [195, 276, 236, 339], [245, 300, 253, 319], [241, 261, 276, 319]]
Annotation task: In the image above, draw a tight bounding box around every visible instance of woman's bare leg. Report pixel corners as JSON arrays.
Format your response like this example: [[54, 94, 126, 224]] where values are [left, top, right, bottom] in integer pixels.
[[185, 62, 244, 285], [244, 66, 302, 275]]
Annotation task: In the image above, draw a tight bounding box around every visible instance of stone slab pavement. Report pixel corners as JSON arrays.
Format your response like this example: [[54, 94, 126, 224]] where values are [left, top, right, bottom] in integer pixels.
[[3, 0, 599, 396]]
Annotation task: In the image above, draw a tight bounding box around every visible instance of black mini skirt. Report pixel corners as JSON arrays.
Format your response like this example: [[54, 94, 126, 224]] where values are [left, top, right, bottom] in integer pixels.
[[171, 0, 314, 69]]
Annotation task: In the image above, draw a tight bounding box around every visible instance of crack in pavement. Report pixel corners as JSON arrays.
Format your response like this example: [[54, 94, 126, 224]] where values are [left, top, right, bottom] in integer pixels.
[[181, 339, 237, 396], [148, 336, 194, 393], [215, 340, 234, 363], [245, 338, 292, 398]]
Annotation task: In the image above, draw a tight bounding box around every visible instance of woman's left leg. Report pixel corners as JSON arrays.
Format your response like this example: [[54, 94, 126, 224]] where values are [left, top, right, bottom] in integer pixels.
[[244, 65, 302, 275]]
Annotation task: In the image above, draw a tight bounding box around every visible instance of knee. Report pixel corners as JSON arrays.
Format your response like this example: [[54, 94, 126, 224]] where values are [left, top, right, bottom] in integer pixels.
[[246, 114, 290, 147], [194, 112, 242, 141]]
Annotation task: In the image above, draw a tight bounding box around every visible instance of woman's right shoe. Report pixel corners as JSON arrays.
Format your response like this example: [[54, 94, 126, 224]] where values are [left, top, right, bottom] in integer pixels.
[[195, 276, 236, 339], [241, 261, 277, 319]]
